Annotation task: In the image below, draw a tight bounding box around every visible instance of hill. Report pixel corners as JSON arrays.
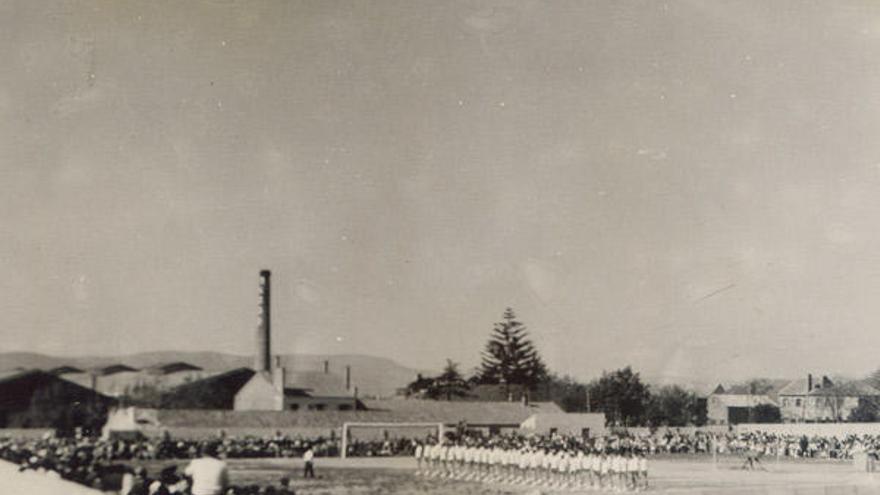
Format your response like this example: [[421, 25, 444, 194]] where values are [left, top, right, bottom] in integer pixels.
[[0, 351, 426, 399]]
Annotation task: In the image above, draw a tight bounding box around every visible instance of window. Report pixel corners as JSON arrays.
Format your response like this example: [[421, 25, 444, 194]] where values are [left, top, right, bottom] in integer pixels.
[[795, 399, 802, 407], [549, 428, 558, 436], [308, 404, 326, 411], [338, 404, 352, 411], [581, 428, 591, 438], [289, 404, 300, 411]]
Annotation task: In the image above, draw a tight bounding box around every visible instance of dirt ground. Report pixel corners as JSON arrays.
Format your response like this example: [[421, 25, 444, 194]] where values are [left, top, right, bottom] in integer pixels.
[[131, 456, 880, 495]]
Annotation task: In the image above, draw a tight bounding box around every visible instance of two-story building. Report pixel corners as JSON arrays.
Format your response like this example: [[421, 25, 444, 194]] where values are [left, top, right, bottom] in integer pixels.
[[778, 374, 880, 422]]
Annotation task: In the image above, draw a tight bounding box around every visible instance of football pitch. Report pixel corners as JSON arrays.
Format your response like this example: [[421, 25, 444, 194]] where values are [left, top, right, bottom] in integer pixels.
[[133, 456, 880, 495]]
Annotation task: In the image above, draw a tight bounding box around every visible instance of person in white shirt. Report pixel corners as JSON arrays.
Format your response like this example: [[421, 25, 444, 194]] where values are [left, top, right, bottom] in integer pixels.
[[440, 444, 452, 478], [626, 450, 639, 491], [599, 450, 610, 491], [491, 446, 501, 484], [638, 449, 649, 491], [425, 443, 438, 477], [590, 451, 600, 489], [184, 444, 229, 495], [615, 451, 626, 492], [586, 451, 597, 490], [522, 448, 533, 486], [303, 446, 316, 479], [552, 450, 564, 488], [414, 441, 424, 476]]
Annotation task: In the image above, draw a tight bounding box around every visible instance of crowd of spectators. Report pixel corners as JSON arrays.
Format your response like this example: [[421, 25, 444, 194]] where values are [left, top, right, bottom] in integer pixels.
[[2, 428, 880, 494], [0, 431, 417, 494], [604, 429, 880, 460], [707, 430, 879, 459]]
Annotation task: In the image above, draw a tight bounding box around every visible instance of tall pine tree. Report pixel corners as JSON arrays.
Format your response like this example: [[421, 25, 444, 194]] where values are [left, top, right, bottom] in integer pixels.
[[476, 308, 548, 388]]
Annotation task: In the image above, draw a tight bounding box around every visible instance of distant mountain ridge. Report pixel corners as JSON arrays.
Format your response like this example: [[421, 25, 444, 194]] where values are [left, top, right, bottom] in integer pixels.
[[0, 351, 428, 399]]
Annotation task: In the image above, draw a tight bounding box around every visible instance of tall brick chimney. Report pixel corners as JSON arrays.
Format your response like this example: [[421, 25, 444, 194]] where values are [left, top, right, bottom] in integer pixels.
[[273, 355, 284, 393], [255, 270, 272, 373]]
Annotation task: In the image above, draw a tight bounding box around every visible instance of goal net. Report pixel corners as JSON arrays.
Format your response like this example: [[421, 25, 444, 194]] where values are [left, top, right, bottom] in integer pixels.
[[340, 422, 445, 459]]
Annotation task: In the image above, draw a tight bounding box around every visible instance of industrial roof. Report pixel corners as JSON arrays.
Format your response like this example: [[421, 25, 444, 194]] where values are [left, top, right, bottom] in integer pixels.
[[144, 362, 203, 375], [47, 365, 86, 375], [0, 369, 114, 403], [283, 370, 350, 398], [0, 368, 36, 384], [95, 364, 140, 376]]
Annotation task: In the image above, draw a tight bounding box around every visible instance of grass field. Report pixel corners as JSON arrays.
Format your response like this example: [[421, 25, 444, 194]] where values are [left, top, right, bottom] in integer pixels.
[[130, 456, 880, 495]]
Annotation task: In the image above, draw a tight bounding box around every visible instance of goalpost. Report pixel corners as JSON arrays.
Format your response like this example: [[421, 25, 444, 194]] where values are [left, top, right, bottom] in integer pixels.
[[340, 422, 445, 459]]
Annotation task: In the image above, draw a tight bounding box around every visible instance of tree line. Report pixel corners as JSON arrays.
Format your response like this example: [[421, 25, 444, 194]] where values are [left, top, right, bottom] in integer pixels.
[[405, 308, 709, 427]]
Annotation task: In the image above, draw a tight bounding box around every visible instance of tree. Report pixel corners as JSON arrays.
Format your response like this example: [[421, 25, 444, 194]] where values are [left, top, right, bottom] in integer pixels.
[[752, 403, 782, 423], [740, 378, 776, 395], [867, 368, 880, 391], [538, 374, 590, 412], [404, 360, 470, 401], [826, 391, 848, 422], [404, 374, 435, 398], [646, 385, 706, 427], [587, 367, 651, 426], [848, 397, 880, 422], [429, 360, 470, 401], [475, 308, 548, 389]]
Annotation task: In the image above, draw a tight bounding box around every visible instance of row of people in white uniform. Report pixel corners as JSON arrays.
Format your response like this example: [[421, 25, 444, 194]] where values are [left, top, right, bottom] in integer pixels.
[[414, 442, 649, 492]]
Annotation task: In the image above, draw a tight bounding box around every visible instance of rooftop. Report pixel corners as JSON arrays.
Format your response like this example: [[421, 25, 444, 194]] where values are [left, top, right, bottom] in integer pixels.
[[144, 362, 203, 375], [47, 365, 85, 375], [95, 364, 140, 376], [283, 370, 350, 398]]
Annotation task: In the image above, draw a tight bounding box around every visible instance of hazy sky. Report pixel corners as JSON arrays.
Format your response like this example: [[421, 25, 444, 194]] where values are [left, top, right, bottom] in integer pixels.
[[3, 1, 880, 387]]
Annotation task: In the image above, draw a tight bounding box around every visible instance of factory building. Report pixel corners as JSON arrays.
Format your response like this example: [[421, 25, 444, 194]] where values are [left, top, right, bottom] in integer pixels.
[[233, 270, 362, 411], [0, 369, 114, 429]]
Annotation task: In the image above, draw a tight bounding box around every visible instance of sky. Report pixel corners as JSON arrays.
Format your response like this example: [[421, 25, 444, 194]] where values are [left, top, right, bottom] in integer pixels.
[[3, 1, 880, 388]]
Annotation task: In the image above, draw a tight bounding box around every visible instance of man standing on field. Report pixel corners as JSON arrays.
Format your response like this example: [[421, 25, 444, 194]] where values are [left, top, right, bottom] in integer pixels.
[[184, 443, 228, 495], [303, 446, 316, 478]]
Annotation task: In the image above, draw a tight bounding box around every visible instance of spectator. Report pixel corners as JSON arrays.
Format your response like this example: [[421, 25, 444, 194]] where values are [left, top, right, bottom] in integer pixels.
[[185, 443, 229, 495], [277, 476, 295, 495]]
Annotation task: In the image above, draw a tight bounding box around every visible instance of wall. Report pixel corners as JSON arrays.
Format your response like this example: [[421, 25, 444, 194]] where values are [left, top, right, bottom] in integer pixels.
[[520, 413, 607, 437], [234, 374, 282, 411], [345, 425, 438, 441], [141, 426, 341, 439], [707, 395, 728, 424], [284, 396, 358, 412], [779, 395, 860, 423]]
